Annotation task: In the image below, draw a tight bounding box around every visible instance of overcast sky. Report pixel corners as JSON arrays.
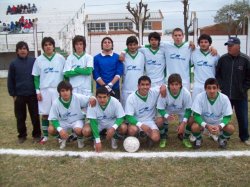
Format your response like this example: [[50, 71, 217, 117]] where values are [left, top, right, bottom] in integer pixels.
[[83, 0, 238, 30]]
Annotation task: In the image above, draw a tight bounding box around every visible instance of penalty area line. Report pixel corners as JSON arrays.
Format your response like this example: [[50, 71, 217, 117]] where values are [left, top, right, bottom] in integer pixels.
[[1, 149, 250, 159]]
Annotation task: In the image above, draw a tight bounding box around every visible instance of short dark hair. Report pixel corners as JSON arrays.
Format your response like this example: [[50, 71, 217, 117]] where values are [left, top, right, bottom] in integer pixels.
[[42, 37, 55, 51], [57, 81, 73, 94], [126, 36, 138, 46], [172, 28, 184, 35], [204, 78, 219, 89], [16, 41, 29, 53], [168, 73, 182, 87], [96, 86, 110, 96], [72, 35, 86, 52], [148, 32, 161, 44], [138, 75, 151, 85], [101, 37, 113, 50], [198, 34, 212, 45]]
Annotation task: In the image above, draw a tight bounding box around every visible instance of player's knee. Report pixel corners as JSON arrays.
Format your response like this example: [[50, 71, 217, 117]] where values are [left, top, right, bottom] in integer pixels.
[[191, 123, 200, 132], [223, 123, 235, 134], [151, 131, 160, 142], [48, 125, 56, 135], [119, 123, 127, 135], [128, 125, 138, 136], [82, 125, 92, 137], [156, 117, 164, 128], [74, 128, 82, 136]]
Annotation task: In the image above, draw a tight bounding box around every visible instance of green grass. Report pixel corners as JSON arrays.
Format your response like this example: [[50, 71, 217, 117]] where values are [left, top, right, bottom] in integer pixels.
[[0, 78, 250, 186]]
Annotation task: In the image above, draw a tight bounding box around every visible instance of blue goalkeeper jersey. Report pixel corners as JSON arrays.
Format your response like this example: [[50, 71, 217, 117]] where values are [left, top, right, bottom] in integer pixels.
[[93, 52, 123, 89]]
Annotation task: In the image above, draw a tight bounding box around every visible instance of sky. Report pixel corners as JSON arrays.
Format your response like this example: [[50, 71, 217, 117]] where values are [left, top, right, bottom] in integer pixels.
[[83, 0, 238, 30]]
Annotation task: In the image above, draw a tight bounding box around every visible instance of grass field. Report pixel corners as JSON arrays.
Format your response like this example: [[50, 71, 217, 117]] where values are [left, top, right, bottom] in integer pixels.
[[0, 78, 250, 186]]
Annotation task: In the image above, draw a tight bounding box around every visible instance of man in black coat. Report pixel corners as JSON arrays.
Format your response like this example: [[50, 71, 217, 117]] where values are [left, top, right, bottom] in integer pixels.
[[216, 37, 250, 145]]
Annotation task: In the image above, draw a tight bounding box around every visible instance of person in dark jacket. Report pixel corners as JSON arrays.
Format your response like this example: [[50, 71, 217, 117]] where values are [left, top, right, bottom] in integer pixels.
[[7, 41, 41, 143], [216, 37, 250, 145]]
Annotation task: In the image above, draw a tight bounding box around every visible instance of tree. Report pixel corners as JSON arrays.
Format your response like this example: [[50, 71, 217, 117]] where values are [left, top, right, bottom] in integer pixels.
[[214, 0, 250, 36], [126, 0, 150, 45], [182, 0, 192, 41]]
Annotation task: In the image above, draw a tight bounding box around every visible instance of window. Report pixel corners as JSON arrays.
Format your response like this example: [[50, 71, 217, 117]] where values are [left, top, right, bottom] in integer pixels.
[[144, 21, 152, 30], [109, 22, 133, 31], [87, 23, 105, 32]]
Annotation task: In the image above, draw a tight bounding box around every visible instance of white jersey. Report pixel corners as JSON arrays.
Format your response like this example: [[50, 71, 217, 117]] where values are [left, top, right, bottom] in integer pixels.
[[191, 49, 219, 86], [32, 53, 65, 89], [125, 89, 159, 122], [122, 51, 145, 92], [48, 93, 90, 124], [139, 46, 166, 85], [157, 87, 192, 120], [63, 53, 93, 92], [87, 96, 125, 127], [192, 91, 232, 125], [162, 41, 192, 89]]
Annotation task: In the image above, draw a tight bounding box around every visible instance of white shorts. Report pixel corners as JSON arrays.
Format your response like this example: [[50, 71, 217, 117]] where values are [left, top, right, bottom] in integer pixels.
[[99, 123, 114, 132], [60, 119, 84, 131], [73, 87, 92, 96], [140, 120, 159, 131], [39, 88, 58, 115], [192, 84, 204, 101], [121, 90, 133, 108]]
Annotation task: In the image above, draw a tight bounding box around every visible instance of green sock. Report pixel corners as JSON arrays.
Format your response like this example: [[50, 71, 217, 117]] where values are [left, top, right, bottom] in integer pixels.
[[193, 132, 202, 140], [159, 126, 167, 139], [41, 119, 49, 137], [219, 131, 231, 140], [184, 125, 192, 139]]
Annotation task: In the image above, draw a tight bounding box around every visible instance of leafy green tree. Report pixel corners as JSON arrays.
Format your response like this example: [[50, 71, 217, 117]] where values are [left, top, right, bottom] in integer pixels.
[[214, 1, 250, 35]]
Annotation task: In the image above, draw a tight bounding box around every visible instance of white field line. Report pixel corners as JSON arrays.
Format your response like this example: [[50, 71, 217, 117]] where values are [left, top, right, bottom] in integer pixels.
[[1, 149, 250, 159]]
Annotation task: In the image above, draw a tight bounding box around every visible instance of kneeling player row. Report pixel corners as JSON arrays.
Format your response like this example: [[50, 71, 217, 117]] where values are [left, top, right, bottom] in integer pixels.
[[47, 75, 234, 152]]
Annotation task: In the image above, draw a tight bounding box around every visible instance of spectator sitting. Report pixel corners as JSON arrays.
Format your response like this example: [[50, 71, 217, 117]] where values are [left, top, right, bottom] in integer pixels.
[[27, 3, 32, 13], [6, 5, 11, 15], [11, 5, 17, 14], [31, 4, 37, 13], [22, 21, 32, 33], [10, 21, 16, 33]]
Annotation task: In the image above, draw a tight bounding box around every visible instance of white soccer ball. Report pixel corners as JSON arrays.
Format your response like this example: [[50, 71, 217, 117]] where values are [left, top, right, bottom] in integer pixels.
[[123, 136, 140, 153]]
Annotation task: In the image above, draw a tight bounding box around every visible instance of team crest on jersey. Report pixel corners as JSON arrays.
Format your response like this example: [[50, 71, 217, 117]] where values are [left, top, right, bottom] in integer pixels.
[[197, 60, 212, 67], [146, 60, 161, 66], [139, 107, 152, 114], [71, 65, 81, 69], [203, 112, 221, 119], [97, 115, 112, 120], [61, 111, 77, 120], [169, 104, 182, 111], [127, 65, 141, 71], [44, 67, 59, 73], [170, 53, 185, 61]]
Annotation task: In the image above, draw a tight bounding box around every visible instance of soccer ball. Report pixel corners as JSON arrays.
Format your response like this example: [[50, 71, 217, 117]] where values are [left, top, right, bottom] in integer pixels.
[[123, 136, 140, 153]]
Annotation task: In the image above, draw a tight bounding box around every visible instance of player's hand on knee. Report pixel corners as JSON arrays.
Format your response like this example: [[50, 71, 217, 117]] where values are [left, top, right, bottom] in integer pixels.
[[59, 129, 69, 140], [177, 122, 186, 135], [141, 124, 152, 136], [106, 127, 115, 140], [37, 93, 42, 101], [95, 142, 102, 153]]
